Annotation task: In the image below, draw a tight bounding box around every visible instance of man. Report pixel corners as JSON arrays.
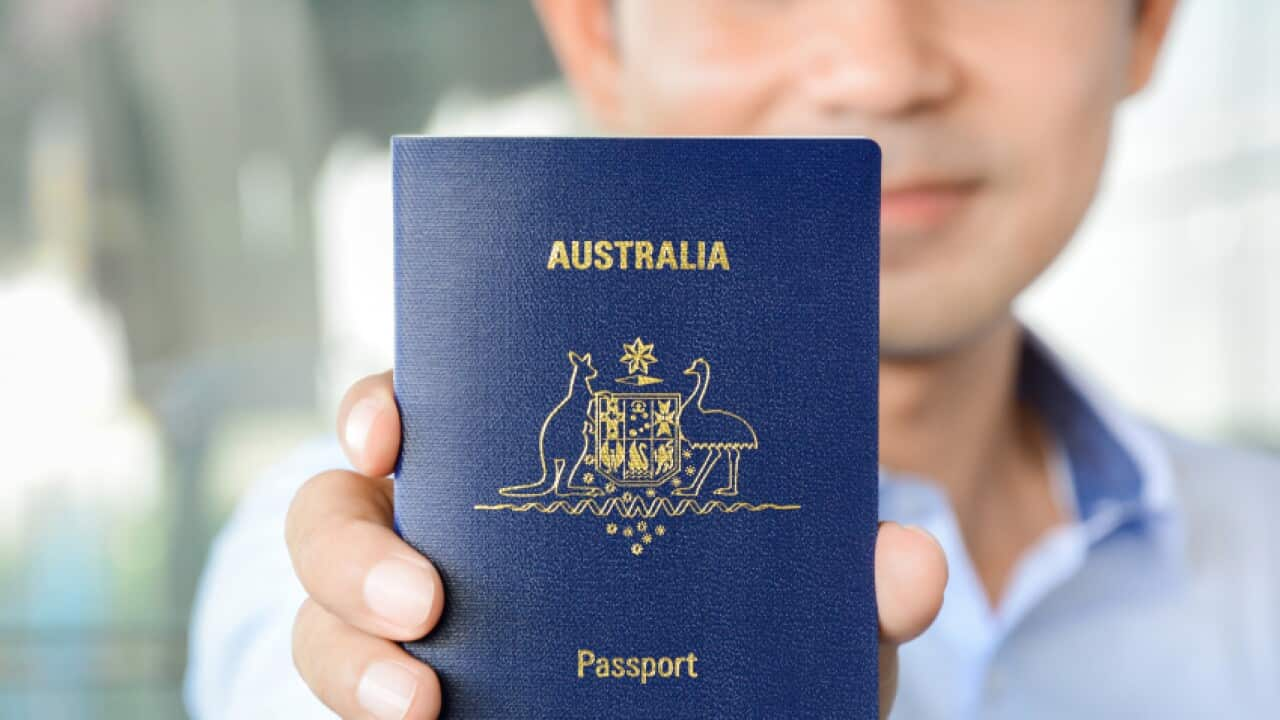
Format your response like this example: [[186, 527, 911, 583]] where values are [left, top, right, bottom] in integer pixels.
[[188, 1, 1280, 718]]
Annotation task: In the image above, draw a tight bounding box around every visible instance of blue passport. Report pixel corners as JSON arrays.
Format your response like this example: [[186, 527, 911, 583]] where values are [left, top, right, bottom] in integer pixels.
[[393, 137, 880, 718]]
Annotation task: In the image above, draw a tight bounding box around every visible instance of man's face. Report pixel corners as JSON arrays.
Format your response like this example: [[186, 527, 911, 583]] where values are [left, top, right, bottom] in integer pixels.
[[542, 0, 1172, 357]]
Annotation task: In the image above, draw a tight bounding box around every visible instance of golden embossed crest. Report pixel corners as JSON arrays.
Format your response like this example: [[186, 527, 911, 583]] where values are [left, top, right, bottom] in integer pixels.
[[475, 337, 795, 557]]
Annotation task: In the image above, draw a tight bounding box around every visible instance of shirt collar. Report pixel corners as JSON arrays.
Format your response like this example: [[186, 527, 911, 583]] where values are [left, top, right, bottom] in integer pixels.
[[1018, 333, 1179, 533], [883, 331, 1184, 556]]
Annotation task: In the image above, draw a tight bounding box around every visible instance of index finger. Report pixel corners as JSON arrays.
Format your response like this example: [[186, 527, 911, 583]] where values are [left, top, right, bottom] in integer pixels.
[[286, 468, 445, 642]]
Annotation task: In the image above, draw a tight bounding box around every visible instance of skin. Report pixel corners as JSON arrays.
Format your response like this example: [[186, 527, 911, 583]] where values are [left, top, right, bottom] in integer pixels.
[[286, 1, 1176, 717]]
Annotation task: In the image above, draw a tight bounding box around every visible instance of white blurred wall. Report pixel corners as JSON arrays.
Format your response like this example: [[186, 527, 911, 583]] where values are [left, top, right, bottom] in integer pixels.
[[1019, 0, 1280, 445]]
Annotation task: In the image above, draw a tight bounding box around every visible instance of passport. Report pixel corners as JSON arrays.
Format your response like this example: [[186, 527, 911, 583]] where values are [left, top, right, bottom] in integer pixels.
[[393, 137, 880, 718]]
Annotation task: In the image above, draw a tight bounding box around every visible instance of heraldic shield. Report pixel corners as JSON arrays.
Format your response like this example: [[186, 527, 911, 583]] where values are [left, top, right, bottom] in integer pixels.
[[592, 392, 682, 487], [483, 337, 789, 558]]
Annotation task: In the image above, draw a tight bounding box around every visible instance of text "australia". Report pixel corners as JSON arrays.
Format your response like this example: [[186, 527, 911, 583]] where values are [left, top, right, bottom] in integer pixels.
[[547, 240, 730, 271]]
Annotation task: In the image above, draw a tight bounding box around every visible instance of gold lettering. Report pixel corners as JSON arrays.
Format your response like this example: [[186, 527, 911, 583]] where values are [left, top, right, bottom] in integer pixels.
[[680, 241, 697, 270], [707, 241, 730, 270], [548, 240, 570, 270], [615, 240, 633, 270], [656, 241, 678, 270], [571, 241, 593, 270], [640, 658, 657, 684], [635, 241, 654, 269], [577, 649, 595, 678], [594, 240, 614, 270], [548, 241, 729, 271], [575, 649, 702, 682]]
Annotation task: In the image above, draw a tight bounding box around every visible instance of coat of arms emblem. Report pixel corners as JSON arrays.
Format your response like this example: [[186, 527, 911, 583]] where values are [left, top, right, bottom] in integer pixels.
[[476, 338, 794, 556]]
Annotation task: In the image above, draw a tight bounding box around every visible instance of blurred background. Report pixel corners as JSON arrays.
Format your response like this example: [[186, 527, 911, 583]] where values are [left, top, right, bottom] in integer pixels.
[[0, 0, 1275, 716]]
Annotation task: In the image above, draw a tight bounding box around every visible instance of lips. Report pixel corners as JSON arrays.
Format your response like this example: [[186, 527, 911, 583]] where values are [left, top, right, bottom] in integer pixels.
[[881, 180, 981, 232]]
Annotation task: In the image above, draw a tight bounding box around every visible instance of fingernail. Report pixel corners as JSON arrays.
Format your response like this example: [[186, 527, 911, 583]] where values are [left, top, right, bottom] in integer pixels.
[[365, 557, 434, 629], [345, 396, 384, 461], [357, 661, 418, 720]]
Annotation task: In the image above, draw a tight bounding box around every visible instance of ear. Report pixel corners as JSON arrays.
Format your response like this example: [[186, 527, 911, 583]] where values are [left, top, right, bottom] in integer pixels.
[[1126, 0, 1178, 96], [568, 351, 582, 362], [533, 0, 626, 129], [583, 353, 594, 364]]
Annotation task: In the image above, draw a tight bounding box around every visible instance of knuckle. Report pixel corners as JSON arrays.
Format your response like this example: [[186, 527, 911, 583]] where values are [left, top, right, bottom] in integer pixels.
[[291, 600, 359, 713], [286, 471, 353, 577], [283, 482, 310, 552], [291, 598, 320, 676], [287, 471, 352, 543], [284, 473, 323, 556]]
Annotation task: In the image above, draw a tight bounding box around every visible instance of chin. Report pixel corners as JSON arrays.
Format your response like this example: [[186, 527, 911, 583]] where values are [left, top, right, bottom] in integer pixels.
[[880, 326, 971, 361], [879, 289, 1018, 361], [878, 232, 1041, 358]]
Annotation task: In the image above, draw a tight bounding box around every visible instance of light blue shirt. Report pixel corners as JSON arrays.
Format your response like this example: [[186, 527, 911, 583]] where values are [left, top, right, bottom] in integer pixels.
[[186, 337, 1280, 718], [886, 338, 1280, 719]]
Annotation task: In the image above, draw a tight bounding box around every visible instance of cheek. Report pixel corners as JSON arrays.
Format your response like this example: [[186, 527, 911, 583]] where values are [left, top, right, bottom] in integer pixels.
[[969, 31, 1128, 276]]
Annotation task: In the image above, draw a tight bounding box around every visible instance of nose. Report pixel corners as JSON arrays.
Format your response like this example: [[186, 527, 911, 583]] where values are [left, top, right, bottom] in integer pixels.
[[797, 0, 957, 117]]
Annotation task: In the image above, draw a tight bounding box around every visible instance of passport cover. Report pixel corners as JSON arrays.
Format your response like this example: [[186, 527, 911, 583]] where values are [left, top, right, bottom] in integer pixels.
[[393, 137, 880, 718]]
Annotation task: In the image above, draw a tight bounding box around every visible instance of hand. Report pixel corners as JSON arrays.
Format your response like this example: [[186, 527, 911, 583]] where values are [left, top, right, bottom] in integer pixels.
[[287, 371, 444, 719], [286, 371, 947, 720]]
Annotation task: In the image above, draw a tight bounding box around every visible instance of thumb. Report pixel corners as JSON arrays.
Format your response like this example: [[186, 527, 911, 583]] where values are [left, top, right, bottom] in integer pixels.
[[337, 370, 401, 477], [876, 522, 948, 718]]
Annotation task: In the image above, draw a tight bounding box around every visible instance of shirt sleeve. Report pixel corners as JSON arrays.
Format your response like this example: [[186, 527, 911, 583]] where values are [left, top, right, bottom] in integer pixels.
[[184, 439, 348, 719]]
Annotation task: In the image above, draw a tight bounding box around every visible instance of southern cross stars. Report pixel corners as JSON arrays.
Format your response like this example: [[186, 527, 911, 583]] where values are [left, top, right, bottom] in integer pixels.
[[619, 337, 658, 375]]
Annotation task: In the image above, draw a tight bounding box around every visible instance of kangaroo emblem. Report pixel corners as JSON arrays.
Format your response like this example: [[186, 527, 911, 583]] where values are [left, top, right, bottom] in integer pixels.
[[475, 339, 797, 559], [499, 351, 603, 497]]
